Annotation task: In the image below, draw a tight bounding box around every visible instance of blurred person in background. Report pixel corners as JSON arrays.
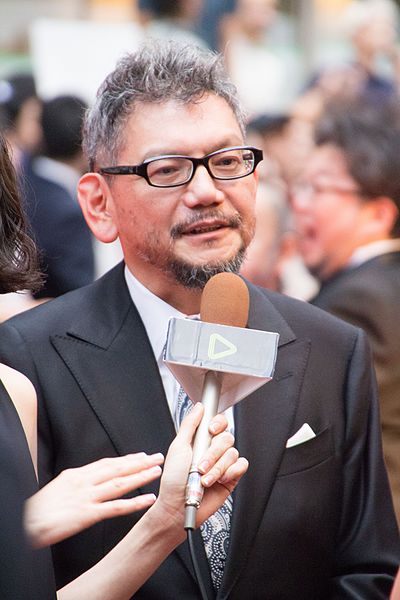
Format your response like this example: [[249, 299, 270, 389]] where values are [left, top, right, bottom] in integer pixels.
[[245, 115, 319, 299], [137, 0, 207, 48], [0, 73, 44, 319], [0, 73, 42, 172], [195, 0, 237, 51], [240, 180, 296, 292], [240, 180, 317, 300], [246, 113, 291, 182], [344, 0, 400, 99], [309, 0, 400, 109], [21, 95, 95, 300], [291, 99, 400, 523], [223, 0, 303, 118]]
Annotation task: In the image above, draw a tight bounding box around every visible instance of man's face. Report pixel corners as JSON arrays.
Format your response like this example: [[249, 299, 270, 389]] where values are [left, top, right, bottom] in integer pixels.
[[291, 144, 368, 281], [103, 94, 257, 292]]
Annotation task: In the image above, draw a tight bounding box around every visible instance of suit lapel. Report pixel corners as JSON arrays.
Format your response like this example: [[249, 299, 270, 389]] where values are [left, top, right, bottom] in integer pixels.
[[50, 265, 176, 494], [219, 283, 311, 598], [49, 265, 211, 587]]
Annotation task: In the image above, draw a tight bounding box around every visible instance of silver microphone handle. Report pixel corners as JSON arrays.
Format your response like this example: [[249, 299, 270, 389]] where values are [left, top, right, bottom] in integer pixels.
[[184, 370, 221, 529]]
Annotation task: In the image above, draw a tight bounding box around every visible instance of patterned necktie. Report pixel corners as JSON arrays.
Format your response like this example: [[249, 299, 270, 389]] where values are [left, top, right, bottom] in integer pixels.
[[175, 386, 232, 590]]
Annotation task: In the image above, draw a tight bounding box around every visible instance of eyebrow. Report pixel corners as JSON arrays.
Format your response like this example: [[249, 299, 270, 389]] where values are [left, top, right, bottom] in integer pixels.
[[140, 138, 245, 161]]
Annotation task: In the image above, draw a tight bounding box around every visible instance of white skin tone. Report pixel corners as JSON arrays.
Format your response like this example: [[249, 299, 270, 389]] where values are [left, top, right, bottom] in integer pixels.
[[58, 403, 247, 600], [24, 406, 241, 551], [0, 364, 247, 598], [391, 567, 400, 600], [78, 93, 258, 314], [290, 143, 398, 281], [0, 363, 38, 473]]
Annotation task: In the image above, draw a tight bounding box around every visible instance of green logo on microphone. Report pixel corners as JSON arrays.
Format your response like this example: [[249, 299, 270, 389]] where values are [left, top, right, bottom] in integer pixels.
[[208, 333, 237, 360]]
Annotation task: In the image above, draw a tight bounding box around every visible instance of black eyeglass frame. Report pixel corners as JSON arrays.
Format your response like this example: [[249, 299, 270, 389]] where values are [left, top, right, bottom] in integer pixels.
[[98, 146, 263, 188]]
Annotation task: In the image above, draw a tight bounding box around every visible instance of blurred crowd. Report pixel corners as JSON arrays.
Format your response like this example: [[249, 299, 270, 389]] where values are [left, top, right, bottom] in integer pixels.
[[0, 0, 400, 521]]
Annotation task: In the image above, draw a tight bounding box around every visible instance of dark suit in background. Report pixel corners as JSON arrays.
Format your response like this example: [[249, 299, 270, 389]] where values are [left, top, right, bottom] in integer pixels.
[[311, 251, 400, 524], [21, 94, 95, 299], [21, 156, 95, 299], [0, 263, 397, 599]]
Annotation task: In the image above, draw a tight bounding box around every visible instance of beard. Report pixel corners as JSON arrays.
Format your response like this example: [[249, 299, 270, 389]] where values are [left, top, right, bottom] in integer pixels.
[[168, 246, 247, 289], [137, 209, 254, 290]]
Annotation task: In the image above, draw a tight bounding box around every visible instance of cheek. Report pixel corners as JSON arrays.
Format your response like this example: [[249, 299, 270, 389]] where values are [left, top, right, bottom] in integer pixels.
[[239, 185, 257, 235]]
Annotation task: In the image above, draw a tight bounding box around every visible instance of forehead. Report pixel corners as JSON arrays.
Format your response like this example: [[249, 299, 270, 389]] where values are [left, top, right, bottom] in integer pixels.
[[119, 94, 244, 159], [306, 144, 351, 178]]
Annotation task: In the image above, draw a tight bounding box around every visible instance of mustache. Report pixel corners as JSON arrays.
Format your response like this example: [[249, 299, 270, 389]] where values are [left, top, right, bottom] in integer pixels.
[[170, 210, 243, 239]]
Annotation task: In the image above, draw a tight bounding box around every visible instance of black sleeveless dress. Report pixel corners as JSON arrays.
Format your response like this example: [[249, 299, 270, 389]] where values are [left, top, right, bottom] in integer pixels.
[[0, 380, 56, 599]]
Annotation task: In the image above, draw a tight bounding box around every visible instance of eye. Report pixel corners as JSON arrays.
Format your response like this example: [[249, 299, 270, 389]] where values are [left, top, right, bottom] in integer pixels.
[[147, 158, 191, 184], [212, 153, 241, 171]]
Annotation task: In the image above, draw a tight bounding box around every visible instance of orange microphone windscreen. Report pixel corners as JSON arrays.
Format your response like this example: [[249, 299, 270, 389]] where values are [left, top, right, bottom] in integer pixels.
[[200, 273, 250, 328]]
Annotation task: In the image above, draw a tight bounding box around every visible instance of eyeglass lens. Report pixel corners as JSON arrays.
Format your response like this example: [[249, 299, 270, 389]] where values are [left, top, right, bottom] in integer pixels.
[[147, 148, 255, 186]]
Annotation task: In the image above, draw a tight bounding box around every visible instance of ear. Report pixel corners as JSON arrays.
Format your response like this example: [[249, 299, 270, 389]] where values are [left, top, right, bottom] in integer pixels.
[[362, 196, 399, 237], [77, 173, 118, 243]]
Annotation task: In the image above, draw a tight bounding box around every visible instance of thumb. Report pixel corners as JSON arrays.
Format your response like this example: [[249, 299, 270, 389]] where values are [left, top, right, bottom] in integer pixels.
[[176, 402, 203, 444]]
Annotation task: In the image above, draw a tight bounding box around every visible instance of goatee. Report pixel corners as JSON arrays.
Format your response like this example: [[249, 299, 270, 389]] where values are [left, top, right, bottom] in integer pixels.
[[168, 247, 246, 289]]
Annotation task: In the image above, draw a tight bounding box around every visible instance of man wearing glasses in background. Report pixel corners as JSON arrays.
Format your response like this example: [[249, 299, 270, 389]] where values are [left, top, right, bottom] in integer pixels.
[[291, 99, 400, 529], [0, 41, 398, 599]]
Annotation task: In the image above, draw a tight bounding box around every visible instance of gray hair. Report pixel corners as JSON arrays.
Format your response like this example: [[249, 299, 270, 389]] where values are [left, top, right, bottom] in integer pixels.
[[83, 39, 247, 169]]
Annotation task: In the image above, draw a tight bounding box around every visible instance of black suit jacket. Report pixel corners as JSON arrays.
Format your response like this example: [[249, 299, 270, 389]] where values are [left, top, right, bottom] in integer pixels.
[[21, 157, 95, 298], [311, 251, 400, 523], [0, 263, 398, 599]]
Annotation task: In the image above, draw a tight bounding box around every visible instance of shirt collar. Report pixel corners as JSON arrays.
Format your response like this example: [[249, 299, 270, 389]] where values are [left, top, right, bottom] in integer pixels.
[[348, 238, 400, 268], [124, 266, 185, 362]]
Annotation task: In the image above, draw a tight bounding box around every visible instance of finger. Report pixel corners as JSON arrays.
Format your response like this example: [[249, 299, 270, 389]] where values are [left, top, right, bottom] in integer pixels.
[[79, 453, 165, 485], [197, 430, 235, 474], [200, 447, 239, 487], [215, 457, 249, 492], [94, 465, 162, 502], [208, 413, 228, 435], [93, 493, 157, 521], [175, 402, 203, 443], [70, 453, 146, 479]]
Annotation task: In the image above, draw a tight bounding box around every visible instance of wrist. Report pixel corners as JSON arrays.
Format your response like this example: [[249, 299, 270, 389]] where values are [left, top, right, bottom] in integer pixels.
[[146, 499, 186, 548], [23, 500, 48, 548]]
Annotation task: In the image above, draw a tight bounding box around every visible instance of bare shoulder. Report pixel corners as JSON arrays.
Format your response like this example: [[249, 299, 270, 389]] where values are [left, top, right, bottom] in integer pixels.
[[0, 363, 38, 466], [0, 363, 36, 406]]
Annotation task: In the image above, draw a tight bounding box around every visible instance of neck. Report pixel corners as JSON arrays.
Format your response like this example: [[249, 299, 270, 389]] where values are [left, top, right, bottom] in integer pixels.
[[160, 282, 202, 315], [127, 263, 202, 314]]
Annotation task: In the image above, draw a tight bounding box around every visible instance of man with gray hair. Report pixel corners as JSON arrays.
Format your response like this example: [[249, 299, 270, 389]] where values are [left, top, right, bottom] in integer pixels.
[[0, 40, 398, 599]]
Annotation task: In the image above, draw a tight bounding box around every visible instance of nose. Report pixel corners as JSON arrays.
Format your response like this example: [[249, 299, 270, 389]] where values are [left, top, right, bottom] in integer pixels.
[[181, 165, 224, 208], [289, 184, 312, 213]]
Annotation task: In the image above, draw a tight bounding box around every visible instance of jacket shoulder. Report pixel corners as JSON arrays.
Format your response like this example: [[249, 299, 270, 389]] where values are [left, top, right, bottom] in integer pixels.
[[0, 263, 126, 334]]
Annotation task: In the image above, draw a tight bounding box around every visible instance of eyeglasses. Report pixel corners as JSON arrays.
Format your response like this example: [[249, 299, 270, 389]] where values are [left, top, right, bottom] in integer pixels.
[[290, 180, 363, 201], [99, 146, 263, 188]]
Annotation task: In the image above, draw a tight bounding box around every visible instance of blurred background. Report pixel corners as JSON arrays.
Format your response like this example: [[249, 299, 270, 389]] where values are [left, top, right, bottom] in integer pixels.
[[2, 0, 400, 105]]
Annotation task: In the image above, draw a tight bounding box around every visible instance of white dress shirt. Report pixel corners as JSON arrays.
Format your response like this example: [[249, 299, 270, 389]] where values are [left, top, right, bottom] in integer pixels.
[[124, 266, 234, 432], [348, 238, 400, 267]]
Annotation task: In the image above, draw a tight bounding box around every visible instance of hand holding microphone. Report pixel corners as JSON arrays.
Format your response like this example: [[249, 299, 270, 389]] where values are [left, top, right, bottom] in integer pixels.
[[163, 272, 279, 529]]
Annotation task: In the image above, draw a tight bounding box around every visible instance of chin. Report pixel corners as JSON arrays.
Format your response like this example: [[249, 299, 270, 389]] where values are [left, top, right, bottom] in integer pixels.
[[169, 248, 246, 289]]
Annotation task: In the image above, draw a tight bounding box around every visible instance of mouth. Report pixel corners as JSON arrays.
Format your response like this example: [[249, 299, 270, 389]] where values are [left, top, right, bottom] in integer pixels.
[[295, 218, 316, 243], [172, 212, 241, 239], [181, 220, 231, 236]]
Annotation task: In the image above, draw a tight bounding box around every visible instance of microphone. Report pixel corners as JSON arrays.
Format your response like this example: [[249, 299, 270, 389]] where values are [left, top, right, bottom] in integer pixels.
[[163, 274, 279, 527], [184, 273, 250, 529]]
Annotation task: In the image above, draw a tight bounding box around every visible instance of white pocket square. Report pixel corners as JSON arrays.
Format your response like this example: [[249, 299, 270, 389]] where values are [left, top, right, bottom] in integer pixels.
[[286, 423, 316, 448]]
